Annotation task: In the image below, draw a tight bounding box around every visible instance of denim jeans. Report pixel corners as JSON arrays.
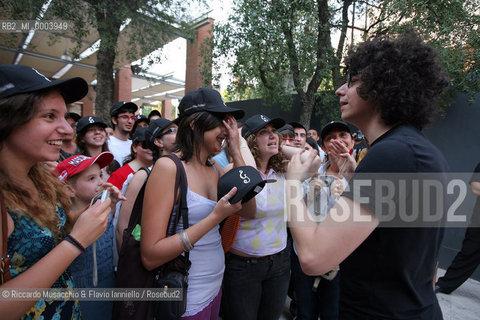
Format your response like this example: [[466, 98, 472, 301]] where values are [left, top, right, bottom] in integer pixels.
[[290, 251, 339, 320], [221, 247, 291, 320]]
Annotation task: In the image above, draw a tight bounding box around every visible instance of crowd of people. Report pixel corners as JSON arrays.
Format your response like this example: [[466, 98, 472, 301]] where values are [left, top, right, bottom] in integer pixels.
[[0, 32, 460, 320]]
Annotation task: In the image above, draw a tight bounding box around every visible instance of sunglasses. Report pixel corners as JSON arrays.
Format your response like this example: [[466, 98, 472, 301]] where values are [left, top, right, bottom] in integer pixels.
[[118, 115, 136, 121], [157, 127, 177, 138], [141, 141, 149, 149]]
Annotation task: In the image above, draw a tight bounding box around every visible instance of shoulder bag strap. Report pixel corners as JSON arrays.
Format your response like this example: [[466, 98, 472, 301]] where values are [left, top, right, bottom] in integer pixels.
[[125, 167, 155, 233], [162, 154, 190, 264], [1, 193, 11, 284]]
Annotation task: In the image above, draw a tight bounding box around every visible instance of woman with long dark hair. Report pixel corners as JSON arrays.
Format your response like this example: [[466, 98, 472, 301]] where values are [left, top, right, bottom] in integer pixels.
[[141, 88, 255, 319]]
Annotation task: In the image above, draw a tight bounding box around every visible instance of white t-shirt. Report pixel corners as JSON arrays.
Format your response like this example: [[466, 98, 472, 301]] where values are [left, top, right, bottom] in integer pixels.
[[107, 135, 132, 166]]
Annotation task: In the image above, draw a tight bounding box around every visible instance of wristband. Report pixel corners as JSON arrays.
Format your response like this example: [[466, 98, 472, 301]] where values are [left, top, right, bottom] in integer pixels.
[[64, 234, 86, 253]]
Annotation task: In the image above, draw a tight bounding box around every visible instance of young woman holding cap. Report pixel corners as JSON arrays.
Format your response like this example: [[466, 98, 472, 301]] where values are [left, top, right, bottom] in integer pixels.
[[221, 114, 290, 320], [0, 64, 120, 319], [141, 88, 256, 319]]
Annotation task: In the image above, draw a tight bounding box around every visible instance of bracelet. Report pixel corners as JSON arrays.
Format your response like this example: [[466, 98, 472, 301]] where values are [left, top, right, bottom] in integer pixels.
[[178, 230, 194, 252], [64, 234, 86, 253]]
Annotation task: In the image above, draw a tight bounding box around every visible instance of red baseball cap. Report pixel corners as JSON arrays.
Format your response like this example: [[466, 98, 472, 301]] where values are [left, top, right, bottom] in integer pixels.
[[55, 152, 113, 181]]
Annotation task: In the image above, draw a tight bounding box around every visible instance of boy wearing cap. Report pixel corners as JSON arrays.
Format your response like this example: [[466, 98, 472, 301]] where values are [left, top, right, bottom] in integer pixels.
[[55, 152, 124, 320], [286, 33, 449, 319], [108, 101, 138, 166]]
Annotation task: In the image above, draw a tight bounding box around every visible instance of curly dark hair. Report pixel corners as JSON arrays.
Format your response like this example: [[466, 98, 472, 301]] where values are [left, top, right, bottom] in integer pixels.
[[346, 31, 449, 129], [246, 133, 286, 174]]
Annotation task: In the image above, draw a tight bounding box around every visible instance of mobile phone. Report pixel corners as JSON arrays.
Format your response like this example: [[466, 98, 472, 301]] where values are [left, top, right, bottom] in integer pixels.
[[89, 190, 110, 207]]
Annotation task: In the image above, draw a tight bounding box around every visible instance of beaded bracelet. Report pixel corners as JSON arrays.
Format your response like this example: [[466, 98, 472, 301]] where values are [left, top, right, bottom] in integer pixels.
[[178, 230, 194, 252], [64, 234, 86, 253]]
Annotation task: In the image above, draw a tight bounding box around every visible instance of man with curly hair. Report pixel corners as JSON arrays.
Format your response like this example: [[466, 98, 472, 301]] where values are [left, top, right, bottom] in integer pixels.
[[286, 32, 449, 319]]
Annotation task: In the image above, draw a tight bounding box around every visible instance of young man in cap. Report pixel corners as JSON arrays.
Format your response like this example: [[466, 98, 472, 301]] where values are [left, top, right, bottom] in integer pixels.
[[286, 33, 449, 319], [289, 121, 307, 149], [108, 101, 138, 166]]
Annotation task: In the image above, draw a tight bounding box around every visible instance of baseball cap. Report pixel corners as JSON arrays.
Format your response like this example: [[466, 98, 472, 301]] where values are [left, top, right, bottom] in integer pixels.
[[110, 101, 138, 116], [178, 88, 244, 119], [277, 124, 295, 135], [217, 166, 276, 204], [132, 127, 148, 144], [145, 118, 174, 146], [76, 116, 107, 134], [241, 114, 285, 139], [0, 64, 88, 103], [55, 152, 114, 181], [66, 112, 81, 122], [289, 121, 307, 131], [320, 121, 352, 144]]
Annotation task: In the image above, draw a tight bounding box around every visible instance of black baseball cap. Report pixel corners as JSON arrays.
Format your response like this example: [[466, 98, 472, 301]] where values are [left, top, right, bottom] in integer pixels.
[[241, 114, 285, 139], [145, 118, 174, 146], [110, 101, 138, 116], [178, 88, 244, 119], [217, 166, 276, 204], [320, 121, 352, 144], [277, 124, 295, 135], [289, 121, 307, 131], [76, 116, 107, 134], [0, 64, 88, 103], [132, 127, 148, 144], [66, 112, 81, 122]]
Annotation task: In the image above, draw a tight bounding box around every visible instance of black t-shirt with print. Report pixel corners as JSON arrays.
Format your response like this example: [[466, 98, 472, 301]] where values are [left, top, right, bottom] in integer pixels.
[[340, 125, 449, 320]]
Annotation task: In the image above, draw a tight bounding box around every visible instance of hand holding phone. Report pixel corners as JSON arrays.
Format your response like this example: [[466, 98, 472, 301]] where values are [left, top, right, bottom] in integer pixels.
[[90, 190, 110, 207]]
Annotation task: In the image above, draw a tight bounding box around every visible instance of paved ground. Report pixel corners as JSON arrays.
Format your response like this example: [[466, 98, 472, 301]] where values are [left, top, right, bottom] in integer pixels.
[[280, 268, 480, 320]]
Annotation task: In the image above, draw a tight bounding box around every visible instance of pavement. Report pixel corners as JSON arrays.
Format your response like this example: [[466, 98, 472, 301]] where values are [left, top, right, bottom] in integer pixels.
[[280, 268, 480, 320]]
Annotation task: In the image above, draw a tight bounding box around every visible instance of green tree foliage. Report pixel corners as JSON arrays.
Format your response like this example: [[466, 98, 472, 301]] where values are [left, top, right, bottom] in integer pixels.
[[2, 0, 198, 122], [212, 0, 480, 127]]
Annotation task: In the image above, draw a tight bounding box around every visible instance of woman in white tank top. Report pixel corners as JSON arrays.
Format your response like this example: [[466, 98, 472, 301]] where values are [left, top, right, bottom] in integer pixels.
[[141, 88, 256, 319]]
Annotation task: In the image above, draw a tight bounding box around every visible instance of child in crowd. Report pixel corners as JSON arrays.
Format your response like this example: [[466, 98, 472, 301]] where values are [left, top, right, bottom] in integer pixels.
[[55, 152, 124, 320]]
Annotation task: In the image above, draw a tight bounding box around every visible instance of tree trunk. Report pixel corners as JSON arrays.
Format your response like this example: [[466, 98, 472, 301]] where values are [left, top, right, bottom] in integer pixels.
[[299, 92, 315, 128], [94, 5, 121, 124]]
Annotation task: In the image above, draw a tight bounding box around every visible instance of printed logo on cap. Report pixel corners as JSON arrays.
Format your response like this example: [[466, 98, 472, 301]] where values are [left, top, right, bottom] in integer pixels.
[[88, 117, 95, 123], [32, 68, 51, 82], [58, 170, 68, 181], [239, 170, 251, 184], [260, 115, 269, 122], [68, 155, 88, 167]]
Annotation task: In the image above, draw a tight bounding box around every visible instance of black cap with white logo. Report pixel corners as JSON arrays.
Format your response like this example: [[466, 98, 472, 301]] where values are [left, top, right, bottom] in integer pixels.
[[76, 116, 107, 134], [217, 166, 276, 204], [241, 114, 285, 139]]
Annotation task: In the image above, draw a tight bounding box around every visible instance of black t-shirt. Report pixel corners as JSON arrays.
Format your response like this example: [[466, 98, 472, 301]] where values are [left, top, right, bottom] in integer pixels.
[[469, 162, 480, 226], [341, 125, 449, 320]]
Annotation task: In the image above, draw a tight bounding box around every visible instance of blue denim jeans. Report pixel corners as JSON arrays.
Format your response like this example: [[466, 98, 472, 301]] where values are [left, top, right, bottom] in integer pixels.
[[290, 251, 340, 320], [221, 247, 291, 320]]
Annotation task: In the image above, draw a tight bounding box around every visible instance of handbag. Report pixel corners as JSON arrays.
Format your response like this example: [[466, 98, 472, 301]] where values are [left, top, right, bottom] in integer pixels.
[[153, 154, 191, 320], [113, 167, 154, 320], [1, 193, 11, 285]]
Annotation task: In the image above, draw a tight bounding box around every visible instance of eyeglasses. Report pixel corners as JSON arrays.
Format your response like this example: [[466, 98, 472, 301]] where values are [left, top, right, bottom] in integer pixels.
[[141, 141, 150, 149], [158, 127, 177, 138], [283, 137, 295, 141], [118, 115, 136, 121]]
